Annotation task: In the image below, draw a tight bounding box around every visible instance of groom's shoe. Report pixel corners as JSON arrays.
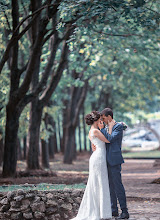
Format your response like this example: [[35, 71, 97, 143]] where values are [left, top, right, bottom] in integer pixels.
[[112, 211, 119, 217], [117, 212, 129, 219]]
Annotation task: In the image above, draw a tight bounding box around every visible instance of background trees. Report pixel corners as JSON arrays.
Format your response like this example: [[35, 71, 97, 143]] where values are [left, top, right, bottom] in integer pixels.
[[0, 0, 160, 176]]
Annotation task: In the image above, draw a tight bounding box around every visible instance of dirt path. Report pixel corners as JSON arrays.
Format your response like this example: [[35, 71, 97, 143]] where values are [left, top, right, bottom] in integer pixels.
[[0, 153, 160, 219]]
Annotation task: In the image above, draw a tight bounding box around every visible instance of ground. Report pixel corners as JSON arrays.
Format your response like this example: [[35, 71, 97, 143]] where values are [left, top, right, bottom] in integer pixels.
[[0, 152, 160, 219]]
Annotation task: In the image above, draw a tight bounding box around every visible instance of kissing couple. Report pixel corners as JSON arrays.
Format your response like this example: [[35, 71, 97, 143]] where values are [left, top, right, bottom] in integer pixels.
[[71, 108, 130, 220]]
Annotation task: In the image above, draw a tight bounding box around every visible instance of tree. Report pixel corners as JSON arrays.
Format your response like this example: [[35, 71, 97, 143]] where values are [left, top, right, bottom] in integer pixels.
[[1, 0, 66, 177], [0, 0, 159, 173]]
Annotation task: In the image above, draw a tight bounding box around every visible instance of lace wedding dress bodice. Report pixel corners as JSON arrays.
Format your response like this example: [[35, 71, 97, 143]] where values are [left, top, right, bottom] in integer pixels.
[[71, 130, 112, 220]]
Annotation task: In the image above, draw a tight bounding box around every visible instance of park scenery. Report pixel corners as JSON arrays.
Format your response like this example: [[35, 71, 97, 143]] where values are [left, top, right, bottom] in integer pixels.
[[0, 0, 160, 220]]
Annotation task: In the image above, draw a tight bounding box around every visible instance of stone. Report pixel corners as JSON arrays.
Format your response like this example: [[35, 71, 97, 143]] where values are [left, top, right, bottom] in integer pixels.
[[20, 205, 30, 212], [46, 207, 57, 215], [64, 193, 70, 197], [68, 198, 74, 203], [23, 212, 33, 219], [71, 189, 81, 197], [48, 215, 56, 220], [64, 213, 68, 219], [17, 189, 25, 195], [0, 198, 8, 205], [31, 201, 46, 212], [9, 207, 21, 212], [0, 204, 10, 212], [54, 213, 61, 219], [60, 203, 72, 211], [11, 212, 22, 220], [14, 195, 24, 202], [34, 211, 45, 219], [3, 212, 11, 218], [0, 213, 5, 220], [58, 199, 63, 205], [22, 199, 31, 206], [25, 193, 35, 199], [7, 191, 15, 200], [63, 189, 72, 193], [46, 193, 54, 199], [41, 196, 47, 202], [46, 200, 58, 207], [33, 196, 41, 203], [10, 201, 20, 208], [74, 197, 82, 204]]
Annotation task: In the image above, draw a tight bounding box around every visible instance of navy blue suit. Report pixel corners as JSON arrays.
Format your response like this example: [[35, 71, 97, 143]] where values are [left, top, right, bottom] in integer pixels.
[[101, 123, 128, 213]]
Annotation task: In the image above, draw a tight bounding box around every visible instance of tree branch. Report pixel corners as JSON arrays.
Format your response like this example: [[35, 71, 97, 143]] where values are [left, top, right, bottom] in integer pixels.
[[93, 28, 143, 37], [145, 6, 160, 15], [0, 1, 61, 74], [39, 24, 74, 105], [73, 80, 88, 127]]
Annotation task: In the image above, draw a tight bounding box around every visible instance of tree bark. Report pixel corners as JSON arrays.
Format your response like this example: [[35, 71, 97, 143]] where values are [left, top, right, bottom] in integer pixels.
[[3, 106, 20, 177], [78, 115, 82, 152], [57, 114, 62, 152], [63, 77, 88, 163], [64, 125, 76, 164], [2, 0, 72, 176], [61, 99, 68, 152], [26, 0, 42, 170], [0, 136, 3, 166], [41, 139, 50, 168], [17, 138, 22, 160], [48, 115, 57, 158], [2, 0, 20, 177], [82, 108, 87, 151], [23, 136, 27, 160], [27, 105, 43, 169]]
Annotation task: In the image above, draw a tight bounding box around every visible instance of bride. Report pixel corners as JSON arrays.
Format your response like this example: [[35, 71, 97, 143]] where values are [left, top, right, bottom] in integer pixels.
[[71, 111, 115, 220]]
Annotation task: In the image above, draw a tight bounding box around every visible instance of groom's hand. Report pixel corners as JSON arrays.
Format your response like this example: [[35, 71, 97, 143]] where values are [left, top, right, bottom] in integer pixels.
[[91, 143, 96, 151]]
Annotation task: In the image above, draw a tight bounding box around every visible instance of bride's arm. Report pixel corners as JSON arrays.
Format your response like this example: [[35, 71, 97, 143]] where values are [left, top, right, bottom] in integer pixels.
[[92, 129, 110, 143]]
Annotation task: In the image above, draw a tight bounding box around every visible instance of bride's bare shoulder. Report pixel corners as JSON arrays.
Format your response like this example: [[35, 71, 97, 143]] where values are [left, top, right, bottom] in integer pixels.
[[89, 129, 99, 138]]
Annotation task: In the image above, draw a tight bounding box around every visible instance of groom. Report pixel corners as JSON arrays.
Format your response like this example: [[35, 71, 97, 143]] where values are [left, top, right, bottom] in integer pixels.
[[92, 108, 129, 219]]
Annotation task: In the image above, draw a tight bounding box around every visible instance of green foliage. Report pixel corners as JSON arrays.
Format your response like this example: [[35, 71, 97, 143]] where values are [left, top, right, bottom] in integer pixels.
[[0, 0, 160, 142]]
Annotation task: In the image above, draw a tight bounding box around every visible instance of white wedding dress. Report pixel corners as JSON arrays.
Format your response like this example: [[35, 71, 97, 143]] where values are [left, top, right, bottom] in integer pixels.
[[71, 130, 112, 220]]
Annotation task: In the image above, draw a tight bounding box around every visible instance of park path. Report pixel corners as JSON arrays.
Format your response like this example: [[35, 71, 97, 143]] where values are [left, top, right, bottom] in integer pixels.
[[0, 155, 160, 219], [117, 159, 160, 220]]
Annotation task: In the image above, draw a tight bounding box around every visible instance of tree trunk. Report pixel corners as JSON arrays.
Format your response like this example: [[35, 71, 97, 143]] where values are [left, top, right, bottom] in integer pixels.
[[3, 106, 20, 177], [48, 115, 57, 158], [23, 136, 27, 160], [17, 138, 22, 160], [62, 100, 68, 153], [63, 77, 88, 163], [78, 115, 82, 152], [0, 137, 3, 166], [48, 135, 55, 158], [57, 114, 62, 151], [2, 1, 63, 177], [73, 129, 77, 160], [27, 105, 42, 169], [82, 108, 87, 151], [63, 125, 76, 164], [26, 0, 42, 170], [41, 138, 50, 168]]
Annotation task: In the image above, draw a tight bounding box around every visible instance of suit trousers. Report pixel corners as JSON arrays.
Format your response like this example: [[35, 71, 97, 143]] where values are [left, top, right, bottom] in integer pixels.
[[107, 163, 128, 213]]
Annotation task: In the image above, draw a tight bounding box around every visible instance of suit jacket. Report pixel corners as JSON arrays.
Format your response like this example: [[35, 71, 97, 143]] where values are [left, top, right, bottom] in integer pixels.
[[101, 122, 124, 166]]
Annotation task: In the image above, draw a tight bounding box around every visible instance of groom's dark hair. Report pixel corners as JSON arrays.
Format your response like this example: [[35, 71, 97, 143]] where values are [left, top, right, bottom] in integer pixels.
[[101, 108, 113, 118]]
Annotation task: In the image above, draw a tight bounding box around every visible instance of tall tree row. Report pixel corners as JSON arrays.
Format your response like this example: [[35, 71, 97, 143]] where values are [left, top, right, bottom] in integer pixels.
[[0, 0, 160, 176]]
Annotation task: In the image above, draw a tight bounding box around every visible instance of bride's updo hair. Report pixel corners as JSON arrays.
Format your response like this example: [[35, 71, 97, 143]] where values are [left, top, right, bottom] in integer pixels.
[[85, 111, 101, 125]]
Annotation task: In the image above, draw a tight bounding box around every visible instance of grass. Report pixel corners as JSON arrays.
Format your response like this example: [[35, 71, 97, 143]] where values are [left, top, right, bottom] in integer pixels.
[[0, 183, 86, 192], [123, 150, 160, 158]]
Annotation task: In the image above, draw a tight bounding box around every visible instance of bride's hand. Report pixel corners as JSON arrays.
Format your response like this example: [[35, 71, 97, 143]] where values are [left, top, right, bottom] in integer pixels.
[[98, 120, 104, 130]]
